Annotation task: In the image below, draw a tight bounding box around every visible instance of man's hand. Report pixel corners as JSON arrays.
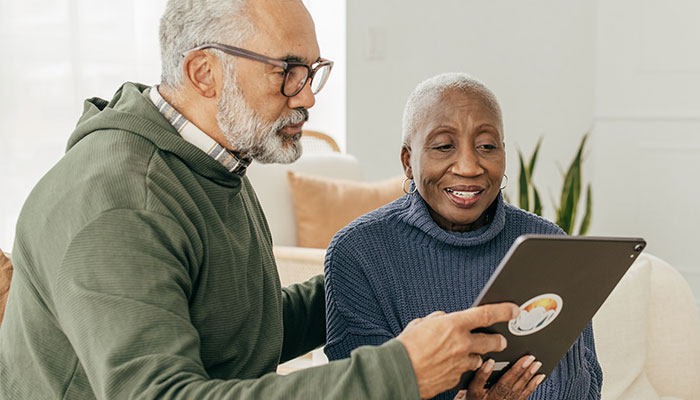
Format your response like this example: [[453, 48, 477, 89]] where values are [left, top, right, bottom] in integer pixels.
[[396, 303, 519, 399]]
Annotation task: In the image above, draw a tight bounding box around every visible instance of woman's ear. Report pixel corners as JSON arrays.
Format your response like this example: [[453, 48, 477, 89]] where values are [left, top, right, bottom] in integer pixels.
[[400, 145, 413, 179]]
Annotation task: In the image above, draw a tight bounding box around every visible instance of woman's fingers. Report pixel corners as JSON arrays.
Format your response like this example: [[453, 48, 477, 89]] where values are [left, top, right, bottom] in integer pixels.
[[465, 355, 547, 400], [465, 359, 494, 400], [509, 356, 541, 394], [485, 355, 542, 400]]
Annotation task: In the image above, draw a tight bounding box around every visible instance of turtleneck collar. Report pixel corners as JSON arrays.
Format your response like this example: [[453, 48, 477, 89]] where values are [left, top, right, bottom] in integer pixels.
[[398, 190, 506, 247]]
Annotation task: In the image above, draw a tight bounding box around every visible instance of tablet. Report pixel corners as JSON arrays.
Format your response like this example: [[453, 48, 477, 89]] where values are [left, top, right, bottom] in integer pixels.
[[456, 234, 646, 390]]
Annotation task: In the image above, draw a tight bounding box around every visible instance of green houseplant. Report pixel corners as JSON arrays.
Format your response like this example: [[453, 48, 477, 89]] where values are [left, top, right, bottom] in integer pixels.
[[512, 133, 592, 235]]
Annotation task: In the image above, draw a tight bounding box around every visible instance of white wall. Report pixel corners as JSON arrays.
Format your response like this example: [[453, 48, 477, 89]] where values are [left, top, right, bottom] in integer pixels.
[[302, 0, 347, 151], [346, 0, 596, 190], [346, 0, 700, 306], [590, 0, 700, 303]]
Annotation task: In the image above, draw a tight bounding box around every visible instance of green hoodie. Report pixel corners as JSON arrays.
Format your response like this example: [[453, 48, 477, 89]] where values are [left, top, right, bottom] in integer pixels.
[[0, 83, 420, 399]]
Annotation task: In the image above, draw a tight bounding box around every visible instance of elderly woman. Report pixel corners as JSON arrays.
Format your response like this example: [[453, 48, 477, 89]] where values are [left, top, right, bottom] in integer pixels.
[[324, 73, 602, 400]]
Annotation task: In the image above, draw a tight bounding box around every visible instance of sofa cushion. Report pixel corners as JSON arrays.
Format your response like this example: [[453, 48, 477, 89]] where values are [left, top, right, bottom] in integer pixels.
[[246, 153, 364, 247], [0, 250, 12, 325], [287, 171, 404, 249]]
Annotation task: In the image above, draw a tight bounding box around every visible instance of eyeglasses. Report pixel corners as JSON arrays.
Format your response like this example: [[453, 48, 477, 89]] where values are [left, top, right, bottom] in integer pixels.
[[184, 43, 334, 97]]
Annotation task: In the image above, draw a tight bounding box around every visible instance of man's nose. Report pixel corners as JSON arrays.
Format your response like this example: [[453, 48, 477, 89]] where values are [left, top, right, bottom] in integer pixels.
[[287, 79, 316, 110]]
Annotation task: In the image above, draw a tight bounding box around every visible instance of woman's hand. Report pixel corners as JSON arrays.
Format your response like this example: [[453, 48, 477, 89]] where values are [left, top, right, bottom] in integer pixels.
[[454, 355, 546, 400]]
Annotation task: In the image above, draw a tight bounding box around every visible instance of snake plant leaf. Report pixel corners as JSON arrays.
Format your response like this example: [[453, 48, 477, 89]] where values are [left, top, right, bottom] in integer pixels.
[[528, 137, 543, 177], [557, 182, 575, 234], [570, 134, 588, 229], [569, 158, 582, 232], [557, 163, 578, 234], [518, 150, 529, 211], [516, 133, 591, 234], [578, 184, 592, 236], [556, 134, 588, 234], [533, 184, 543, 216], [559, 154, 579, 217]]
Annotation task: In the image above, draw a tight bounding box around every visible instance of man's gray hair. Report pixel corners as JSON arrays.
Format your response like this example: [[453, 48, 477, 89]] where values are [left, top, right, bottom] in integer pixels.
[[159, 0, 255, 87], [401, 72, 503, 147]]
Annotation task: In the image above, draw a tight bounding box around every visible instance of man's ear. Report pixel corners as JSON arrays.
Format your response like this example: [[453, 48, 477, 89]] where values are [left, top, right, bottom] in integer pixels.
[[182, 50, 220, 99], [400, 145, 413, 179]]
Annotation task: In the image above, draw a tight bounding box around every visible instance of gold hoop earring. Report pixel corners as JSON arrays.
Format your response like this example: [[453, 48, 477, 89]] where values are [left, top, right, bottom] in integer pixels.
[[500, 174, 509, 190], [402, 177, 417, 194]]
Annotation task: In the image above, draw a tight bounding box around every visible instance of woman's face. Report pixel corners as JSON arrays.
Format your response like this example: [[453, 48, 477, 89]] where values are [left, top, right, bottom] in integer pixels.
[[401, 89, 505, 232]]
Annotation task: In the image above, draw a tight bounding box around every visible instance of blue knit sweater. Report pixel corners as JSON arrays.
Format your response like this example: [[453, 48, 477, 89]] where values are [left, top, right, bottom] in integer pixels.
[[324, 192, 602, 400]]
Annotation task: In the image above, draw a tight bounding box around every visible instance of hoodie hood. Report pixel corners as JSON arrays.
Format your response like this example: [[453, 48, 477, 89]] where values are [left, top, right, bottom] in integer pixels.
[[67, 82, 240, 187], [67, 82, 173, 151]]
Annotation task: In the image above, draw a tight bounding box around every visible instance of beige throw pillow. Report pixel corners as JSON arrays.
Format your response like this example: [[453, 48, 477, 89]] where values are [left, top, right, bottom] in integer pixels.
[[287, 171, 405, 249], [0, 250, 13, 326]]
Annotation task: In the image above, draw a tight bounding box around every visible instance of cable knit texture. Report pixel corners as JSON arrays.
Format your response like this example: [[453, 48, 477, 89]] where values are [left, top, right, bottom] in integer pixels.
[[324, 192, 603, 400]]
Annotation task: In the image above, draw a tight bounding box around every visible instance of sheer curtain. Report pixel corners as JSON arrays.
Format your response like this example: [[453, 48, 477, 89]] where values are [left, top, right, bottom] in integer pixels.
[[0, 0, 167, 249]]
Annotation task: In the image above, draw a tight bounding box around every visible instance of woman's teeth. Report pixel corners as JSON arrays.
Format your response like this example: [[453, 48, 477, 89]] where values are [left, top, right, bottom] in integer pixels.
[[445, 188, 481, 198]]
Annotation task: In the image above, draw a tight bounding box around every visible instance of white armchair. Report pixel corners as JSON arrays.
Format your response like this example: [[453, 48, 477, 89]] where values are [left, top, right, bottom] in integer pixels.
[[593, 254, 700, 400]]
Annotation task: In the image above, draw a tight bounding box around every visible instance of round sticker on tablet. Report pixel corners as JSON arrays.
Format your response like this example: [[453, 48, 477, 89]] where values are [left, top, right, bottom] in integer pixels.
[[509, 294, 563, 336]]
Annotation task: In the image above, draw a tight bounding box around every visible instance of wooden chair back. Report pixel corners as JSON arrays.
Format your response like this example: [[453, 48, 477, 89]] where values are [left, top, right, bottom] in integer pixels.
[[301, 130, 340, 153]]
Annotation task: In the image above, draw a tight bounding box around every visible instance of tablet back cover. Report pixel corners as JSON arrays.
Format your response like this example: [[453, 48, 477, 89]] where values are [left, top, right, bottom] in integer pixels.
[[457, 235, 646, 389]]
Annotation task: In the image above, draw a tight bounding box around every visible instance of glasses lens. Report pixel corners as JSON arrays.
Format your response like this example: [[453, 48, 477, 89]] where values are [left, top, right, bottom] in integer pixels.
[[283, 66, 309, 96], [310, 64, 332, 94]]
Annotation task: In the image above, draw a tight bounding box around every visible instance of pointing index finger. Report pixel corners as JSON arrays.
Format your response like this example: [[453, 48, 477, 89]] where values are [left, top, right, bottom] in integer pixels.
[[451, 302, 519, 330]]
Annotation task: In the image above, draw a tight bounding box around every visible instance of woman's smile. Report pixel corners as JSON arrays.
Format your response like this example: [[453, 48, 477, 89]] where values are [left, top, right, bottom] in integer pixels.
[[444, 186, 484, 208]]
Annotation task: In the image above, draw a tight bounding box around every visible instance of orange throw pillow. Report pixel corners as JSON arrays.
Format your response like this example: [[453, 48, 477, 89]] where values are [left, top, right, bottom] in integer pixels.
[[0, 250, 13, 326], [287, 172, 405, 249]]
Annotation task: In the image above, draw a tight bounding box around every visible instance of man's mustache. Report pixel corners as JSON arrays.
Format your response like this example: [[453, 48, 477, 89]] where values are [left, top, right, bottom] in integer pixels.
[[286, 108, 309, 125], [297, 108, 309, 122], [273, 108, 309, 135]]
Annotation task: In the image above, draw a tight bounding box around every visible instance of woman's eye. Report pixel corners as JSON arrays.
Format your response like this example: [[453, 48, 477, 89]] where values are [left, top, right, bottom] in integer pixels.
[[477, 144, 498, 151], [433, 144, 453, 151]]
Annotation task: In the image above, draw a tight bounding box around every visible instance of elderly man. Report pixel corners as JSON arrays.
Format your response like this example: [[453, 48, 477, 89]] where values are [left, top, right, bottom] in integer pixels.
[[0, 1, 518, 398]]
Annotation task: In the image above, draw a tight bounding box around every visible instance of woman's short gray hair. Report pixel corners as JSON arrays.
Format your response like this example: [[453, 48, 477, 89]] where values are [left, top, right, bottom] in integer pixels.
[[160, 0, 255, 87], [401, 72, 503, 147]]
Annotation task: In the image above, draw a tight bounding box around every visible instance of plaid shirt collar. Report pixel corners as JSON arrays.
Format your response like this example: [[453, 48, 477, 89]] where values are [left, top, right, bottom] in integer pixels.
[[149, 85, 251, 176]]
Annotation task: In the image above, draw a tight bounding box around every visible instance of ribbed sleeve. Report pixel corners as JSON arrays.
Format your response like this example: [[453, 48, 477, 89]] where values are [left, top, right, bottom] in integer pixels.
[[324, 192, 603, 400]]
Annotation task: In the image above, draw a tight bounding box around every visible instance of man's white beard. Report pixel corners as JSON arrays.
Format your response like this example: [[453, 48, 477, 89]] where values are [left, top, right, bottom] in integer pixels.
[[216, 74, 306, 164]]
